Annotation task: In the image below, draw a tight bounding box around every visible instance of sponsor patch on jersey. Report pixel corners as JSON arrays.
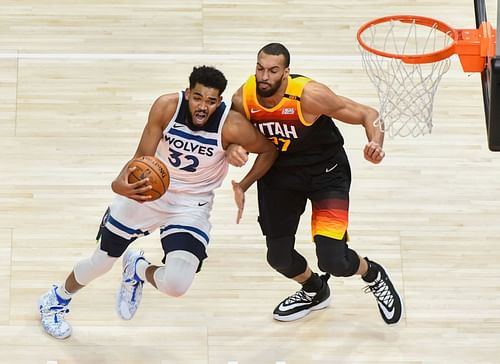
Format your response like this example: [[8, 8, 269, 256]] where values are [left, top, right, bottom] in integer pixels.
[[282, 108, 295, 115]]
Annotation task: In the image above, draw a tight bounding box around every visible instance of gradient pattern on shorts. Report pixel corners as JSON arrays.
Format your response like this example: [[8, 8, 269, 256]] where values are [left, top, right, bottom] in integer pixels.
[[311, 197, 349, 240]]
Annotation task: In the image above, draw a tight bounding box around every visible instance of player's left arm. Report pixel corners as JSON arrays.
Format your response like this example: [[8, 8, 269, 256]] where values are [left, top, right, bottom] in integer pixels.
[[223, 110, 279, 223], [301, 81, 385, 164], [223, 110, 278, 191]]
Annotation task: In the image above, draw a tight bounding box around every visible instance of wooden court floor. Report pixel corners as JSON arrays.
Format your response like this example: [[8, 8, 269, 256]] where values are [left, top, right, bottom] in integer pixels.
[[1, 1, 499, 363]]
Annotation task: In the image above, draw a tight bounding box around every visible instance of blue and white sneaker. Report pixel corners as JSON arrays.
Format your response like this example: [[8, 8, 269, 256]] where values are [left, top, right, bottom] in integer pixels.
[[116, 249, 146, 320], [38, 285, 72, 339]]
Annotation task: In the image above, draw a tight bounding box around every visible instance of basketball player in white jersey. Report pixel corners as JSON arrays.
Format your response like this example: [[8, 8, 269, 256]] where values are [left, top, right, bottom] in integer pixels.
[[38, 65, 278, 339]]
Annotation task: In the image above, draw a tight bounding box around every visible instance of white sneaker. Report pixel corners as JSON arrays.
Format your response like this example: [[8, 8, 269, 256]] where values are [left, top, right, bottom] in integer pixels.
[[116, 249, 146, 320], [38, 285, 72, 339]]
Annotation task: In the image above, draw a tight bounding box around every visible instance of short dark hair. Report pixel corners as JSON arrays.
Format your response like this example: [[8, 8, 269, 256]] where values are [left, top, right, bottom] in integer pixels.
[[258, 43, 290, 67], [189, 65, 228, 95]]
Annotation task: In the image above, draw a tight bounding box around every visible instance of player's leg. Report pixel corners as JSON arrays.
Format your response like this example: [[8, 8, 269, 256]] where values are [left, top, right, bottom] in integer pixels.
[[310, 188, 360, 278], [101, 197, 164, 321], [39, 196, 160, 337], [310, 151, 403, 324], [141, 233, 205, 296], [257, 178, 331, 322], [315, 233, 403, 324], [117, 191, 211, 318], [38, 245, 119, 339], [123, 233, 205, 297], [38, 204, 140, 338]]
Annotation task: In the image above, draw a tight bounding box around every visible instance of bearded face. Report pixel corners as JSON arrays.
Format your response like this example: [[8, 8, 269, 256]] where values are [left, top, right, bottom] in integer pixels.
[[256, 76, 284, 98], [255, 52, 289, 98]]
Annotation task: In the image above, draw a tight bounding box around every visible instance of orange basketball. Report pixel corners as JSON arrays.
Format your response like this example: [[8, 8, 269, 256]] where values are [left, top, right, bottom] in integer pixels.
[[128, 156, 170, 201]]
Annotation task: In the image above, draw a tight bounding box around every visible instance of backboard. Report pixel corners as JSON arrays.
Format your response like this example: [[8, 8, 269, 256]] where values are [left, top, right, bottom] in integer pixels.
[[475, 0, 500, 151]]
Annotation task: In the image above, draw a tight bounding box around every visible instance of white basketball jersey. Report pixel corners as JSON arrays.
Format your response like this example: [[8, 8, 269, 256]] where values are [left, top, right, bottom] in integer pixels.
[[155, 91, 229, 194]]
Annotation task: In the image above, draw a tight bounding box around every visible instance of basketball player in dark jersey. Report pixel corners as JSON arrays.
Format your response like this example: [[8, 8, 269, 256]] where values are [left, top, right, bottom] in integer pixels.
[[229, 43, 403, 324]]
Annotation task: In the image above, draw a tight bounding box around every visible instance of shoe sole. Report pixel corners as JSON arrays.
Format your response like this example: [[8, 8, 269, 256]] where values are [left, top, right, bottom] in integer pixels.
[[273, 295, 332, 322], [116, 292, 134, 320]]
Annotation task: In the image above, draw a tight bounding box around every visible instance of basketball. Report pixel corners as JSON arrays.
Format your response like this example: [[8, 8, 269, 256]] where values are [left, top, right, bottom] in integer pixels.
[[128, 156, 170, 201]]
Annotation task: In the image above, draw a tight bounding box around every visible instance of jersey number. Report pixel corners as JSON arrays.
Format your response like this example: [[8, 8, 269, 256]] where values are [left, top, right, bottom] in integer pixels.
[[168, 149, 199, 172], [269, 136, 291, 152]]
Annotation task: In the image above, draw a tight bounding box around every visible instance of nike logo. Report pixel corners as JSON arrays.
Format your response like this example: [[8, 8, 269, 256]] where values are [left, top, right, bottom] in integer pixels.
[[250, 108, 261, 114], [277, 301, 312, 312], [173, 123, 185, 128], [198, 202, 208, 206], [377, 301, 395, 319], [325, 163, 338, 173]]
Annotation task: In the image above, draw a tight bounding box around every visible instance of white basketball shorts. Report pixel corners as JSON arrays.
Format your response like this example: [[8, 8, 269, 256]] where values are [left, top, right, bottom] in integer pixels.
[[104, 191, 214, 248]]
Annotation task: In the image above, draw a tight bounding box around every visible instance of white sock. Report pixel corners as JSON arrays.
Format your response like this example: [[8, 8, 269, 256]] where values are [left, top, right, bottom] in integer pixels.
[[55, 284, 73, 300], [135, 258, 151, 281]]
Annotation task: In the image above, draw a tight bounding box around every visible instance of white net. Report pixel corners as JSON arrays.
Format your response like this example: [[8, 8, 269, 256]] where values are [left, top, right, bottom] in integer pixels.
[[359, 18, 454, 137]]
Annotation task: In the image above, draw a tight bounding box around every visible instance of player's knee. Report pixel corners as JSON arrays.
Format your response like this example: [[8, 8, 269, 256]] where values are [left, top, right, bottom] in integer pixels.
[[315, 235, 360, 277], [266, 236, 307, 278], [155, 271, 190, 297], [266, 236, 292, 270], [318, 255, 357, 277], [73, 247, 118, 285], [153, 251, 198, 297]]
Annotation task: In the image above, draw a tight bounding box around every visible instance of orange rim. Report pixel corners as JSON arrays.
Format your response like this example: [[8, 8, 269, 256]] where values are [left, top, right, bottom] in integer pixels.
[[357, 15, 458, 64]]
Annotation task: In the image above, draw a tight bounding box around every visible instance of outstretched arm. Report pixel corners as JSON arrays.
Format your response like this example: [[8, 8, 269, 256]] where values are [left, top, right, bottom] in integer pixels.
[[301, 81, 385, 164]]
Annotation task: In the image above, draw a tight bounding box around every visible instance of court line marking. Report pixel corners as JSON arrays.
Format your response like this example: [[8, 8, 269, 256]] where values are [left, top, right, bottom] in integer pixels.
[[227, 362, 286, 364], [0, 52, 362, 62]]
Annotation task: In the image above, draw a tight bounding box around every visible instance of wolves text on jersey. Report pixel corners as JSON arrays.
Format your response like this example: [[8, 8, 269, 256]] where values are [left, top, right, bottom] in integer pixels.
[[165, 135, 215, 157]]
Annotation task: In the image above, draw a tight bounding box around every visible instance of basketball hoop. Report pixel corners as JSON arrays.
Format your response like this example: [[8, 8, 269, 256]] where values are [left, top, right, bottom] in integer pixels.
[[357, 15, 496, 137]]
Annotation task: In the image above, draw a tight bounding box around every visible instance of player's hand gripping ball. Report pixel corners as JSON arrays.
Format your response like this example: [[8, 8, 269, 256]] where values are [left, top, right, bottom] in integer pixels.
[[128, 156, 170, 201]]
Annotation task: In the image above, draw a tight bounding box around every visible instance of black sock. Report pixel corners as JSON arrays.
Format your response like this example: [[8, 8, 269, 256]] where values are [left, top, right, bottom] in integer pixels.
[[302, 273, 323, 292], [362, 258, 378, 282]]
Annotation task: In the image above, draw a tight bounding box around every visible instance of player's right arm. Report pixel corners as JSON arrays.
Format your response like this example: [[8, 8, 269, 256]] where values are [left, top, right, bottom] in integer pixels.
[[301, 81, 385, 164], [111, 93, 178, 201]]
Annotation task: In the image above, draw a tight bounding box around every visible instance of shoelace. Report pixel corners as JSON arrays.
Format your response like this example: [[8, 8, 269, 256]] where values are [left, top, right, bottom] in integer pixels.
[[123, 258, 145, 303], [365, 278, 394, 307], [284, 290, 314, 305], [49, 305, 70, 324], [124, 276, 143, 303]]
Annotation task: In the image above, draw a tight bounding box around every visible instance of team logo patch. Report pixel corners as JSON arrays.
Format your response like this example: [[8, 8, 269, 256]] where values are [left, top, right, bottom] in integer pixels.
[[282, 108, 295, 115]]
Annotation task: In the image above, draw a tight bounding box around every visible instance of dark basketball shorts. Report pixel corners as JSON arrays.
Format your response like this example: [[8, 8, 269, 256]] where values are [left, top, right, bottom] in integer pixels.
[[257, 148, 351, 241]]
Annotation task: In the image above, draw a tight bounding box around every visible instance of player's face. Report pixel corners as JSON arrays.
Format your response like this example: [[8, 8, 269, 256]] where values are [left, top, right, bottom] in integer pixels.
[[255, 52, 290, 98], [185, 84, 222, 127]]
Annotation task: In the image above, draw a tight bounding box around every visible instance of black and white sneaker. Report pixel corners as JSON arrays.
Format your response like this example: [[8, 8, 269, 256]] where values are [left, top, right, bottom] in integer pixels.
[[273, 274, 331, 322], [363, 259, 403, 325]]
